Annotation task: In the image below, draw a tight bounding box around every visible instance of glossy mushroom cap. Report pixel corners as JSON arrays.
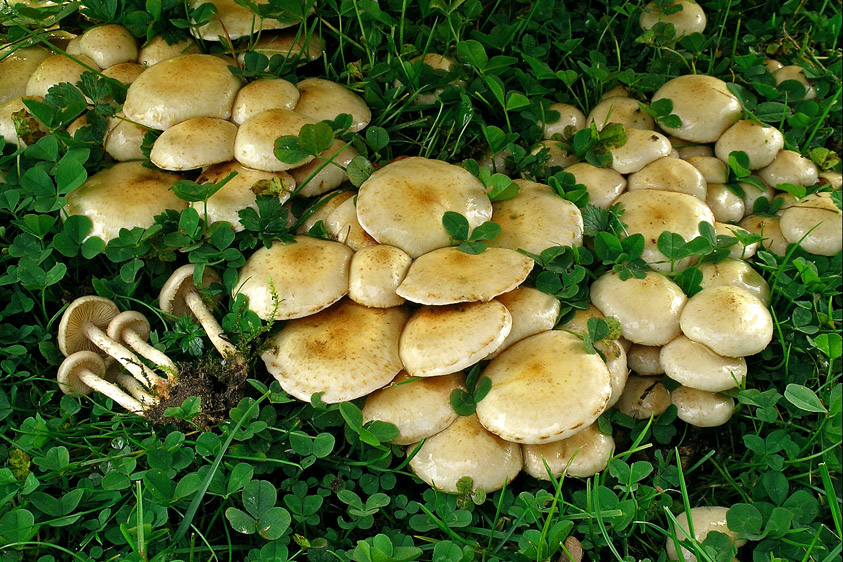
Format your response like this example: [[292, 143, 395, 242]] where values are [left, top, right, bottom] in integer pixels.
[[697, 258, 771, 304], [76, 24, 138, 68], [490, 287, 561, 357], [290, 139, 359, 197], [0, 46, 52, 104], [541, 102, 586, 138], [627, 344, 664, 375], [660, 335, 747, 391], [294, 78, 372, 133], [522, 422, 615, 479], [671, 385, 735, 427], [639, 0, 707, 36], [565, 163, 627, 209], [138, 36, 201, 66], [666, 506, 747, 562], [231, 78, 300, 124], [348, 244, 412, 308], [627, 157, 707, 200], [715, 120, 784, 170], [26, 54, 101, 98], [188, 0, 299, 40], [778, 192, 843, 256], [684, 156, 728, 184], [758, 149, 819, 188], [150, 117, 237, 171], [614, 375, 671, 419], [586, 96, 655, 131], [609, 129, 672, 174], [652, 75, 742, 143], [234, 108, 317, 171]]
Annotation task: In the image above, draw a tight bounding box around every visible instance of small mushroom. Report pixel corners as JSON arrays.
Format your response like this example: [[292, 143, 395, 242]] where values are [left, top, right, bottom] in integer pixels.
[[522, 422, 615, 479], [614, 375, 671, 419], [714, 120, 784, 170], [609, 129, 673, 174], [778, 192, 843, 256], [757, 149, 819, 188], [294, 78, 371, 133], [772, 65, 816, 100], [231, 78, 300, 125], [660, 335, 747, 391], [107, 311, 178, 383], [0, 46, 52, 104], [627, 157, 707, 200], [666, 506, 747, 562], [234, 108, 317, 172], [138, 36, 201, 66], [587, 96, 655, 131], [697, 258, 771, 304], [57, 351, 145, 414], [670, 385, 735, 427], [76, 24, 138, 69], [348, 244, 413, 308], [684, 156, 728, 184], [541, 102, 586, 139], [639, 0, 706, 37], [565, 162, 627, 209], [627, 344, 664, 375]]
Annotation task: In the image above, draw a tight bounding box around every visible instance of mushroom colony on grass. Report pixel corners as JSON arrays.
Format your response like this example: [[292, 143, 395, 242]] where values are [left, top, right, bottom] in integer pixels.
[[2, 1, 840, 558]]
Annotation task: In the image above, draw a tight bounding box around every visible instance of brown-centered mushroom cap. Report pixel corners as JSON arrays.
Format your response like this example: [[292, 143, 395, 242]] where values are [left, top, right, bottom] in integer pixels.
[[670, 385, 735, 427], [262, 299, 408, 403], [77, 24, 138, 68], [348, 244, 413, 308], [150, 117, 237, 171], [586, 96, 655, 131], [652, 74, 742, 143], [294, 78, 371, 133], [660, 335, 747, 391], [522, 422, 615, 480], [639, 0, 707, 36], [234, 108, 317, 172]]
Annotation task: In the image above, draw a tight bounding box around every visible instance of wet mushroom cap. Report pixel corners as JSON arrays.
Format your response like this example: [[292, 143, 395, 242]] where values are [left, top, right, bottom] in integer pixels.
[[294, 78, 372, 133], [347, 244, 413, 308], [614, 375, 671, 420], [738, 214, 789, 256], [323, 197, 379, 251], [476, 330, 612, 444], [231, 78, 300, 125], [150, 117, 237, 171], [238, 30, 325, 65], [565, 162, 627, 209], [0, 46, 52, 104], [652, 74, 742, 143], [408, 413, 522, 494], [639, 0, 707, 36], [778, 192, 843, 256], [76, 24, 138, 68], [0, 97, 48, 147], [399, 300, 512, 378], [697, 258, 771, 304], [705, 183, 746, 223], [522, 422, 615, 480], [715, 120, 784, 170], [362, 371, 463, 445], [57, 296, 121, 356], [262, 299, 408, 403], [234, 108, 317, 172], [609, 129, 672, 174], [356, 157, 492, 258], [586, 96, 655, 131], [542, 102, 586, 138], [660, 335, 747, 391], [671, 385, 735, 427], [396, 246, 534, 306], [627, 344, 664, 375], [290, 139, 359, 197], [235, 236, 353, 320], [757, 149, 819, 188], [685, 156, 728, 185]]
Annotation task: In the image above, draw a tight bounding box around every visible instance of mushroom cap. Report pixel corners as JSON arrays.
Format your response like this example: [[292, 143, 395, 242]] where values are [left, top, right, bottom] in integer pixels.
[[522, 422, 615, 480], [715, 222, 759, 260], [0, 46, 52, 104], [715, 120, 784, 170], [106, 310, 151, 343], [237, 30, 325, 65], [666, 506, 747, 562], [772, 65, 816, 100], [741, 178, 774, 213], [234, 108, 317, 171], [557, 304, 605, 335], [290, 139, 359, 197], [639, 0, 707, 36], [77, 24, 138, 68], [262, 299, 408, 403], [231, 78, 300, 125], [660, 335, 747, 391], [679, 286, 773, 357], [191, 160, 295, 231], [123, 54, 242, 130], [627, 344, 664, 375], [150, 117, 237, 171], [348, 244, 412, 308], [590, 271, 687, 346], [294, 78, 371, 133], [705, 184, 746, 223], [613, 189, 715, 272], [565, 162, 627, 209], [586, 96, 655, 131], [58, 296, 121, 356], [159, 264, 222, 318], [235, 236, 353, 320], [652, 75, 742, 143], [528, 140, 578, 170], [396, 246, 534, 306], [542, 102, 586, 139], [355, 157, 492, 258], [101, 62, 146, 86], [395, 53, 460, 105], [669, 136, 714, 159], [818, 171, 842, 191], [57, 350, 108, 395], [0, 96, 47, 147], [609, 128, 672, 175], [601, 340, 630, 409], [627, 157, 707, 200], [778, 192, 843, 256], [399, 300, 512, 378], [323, 196, 379, 251], [684, 156, 728, 185], [62, 162, 186, 242], [296, 190, 355, 234], [26, 54, 101, 98], [489, 287, 561, 358], [738, 214, 789, 256], [487, 180, 583, 253], [138, 36, 201, 66], [614, 375, 671, 419], [671, 385, 735, 427], [697, 258, 771, 304], [362, 371, 463, 445], [408, 413, 522, 494], [103, 114, 147, 161], [188, 0, 299, 40], [476, 330, 612, 444]]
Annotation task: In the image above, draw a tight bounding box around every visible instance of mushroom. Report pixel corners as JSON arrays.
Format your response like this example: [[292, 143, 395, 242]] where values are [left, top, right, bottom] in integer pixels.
[[614, 375, 671, 419], [818, 171, 842, 190], [290, 139, 360, 197], [627, 157, 707, 200], [57, 351, 145, 414], [541, 102, 586, 138], [522, 422, 615, 479], [322, 196, 379, 251], [684, 156, 728, 184], [660, 335, 747, 391], [395, 53, 461, 105], [236, 30, 326, 66], [705, 184, 746, 223], [348, 244, 413, 308], [738, 214, 789, 256], [150, 117, 238, 171], [295, 190, 355, 234], [107, 311, 178, 383], [670, 385, 735, 427], [609, 128, 673, 174], [714, 222, 759, 260], [526, 140, 578, 171], [639, 0, 707, 37], [103, 113, 147, 161], [0, 97, 47, 147], [586, 96, 655, 131], [757, 149, 819, 188], [668, 136, 714, 159], [697, 258, 771, 304], [778, 192, 843, 256], [58, 296, 166, 393], [714, 120, 784, 170], [772, 65, 816, 100], [489, 287, 561, 358], [231, 78, 300, 125], [0, 46, 52, 104], [233, 108, 317, 172], [75, 24, 138, 69], [188, 0, 299, 41], [159, 264, 238, 361], [294, 78, 371, 133], [651, 75, 742, 143], [26, 54, 101, 98], [666, 506, 747, 562], [627, 344, 664, 375], [138, 36, 201, 67], [565, 162, 627, 209]]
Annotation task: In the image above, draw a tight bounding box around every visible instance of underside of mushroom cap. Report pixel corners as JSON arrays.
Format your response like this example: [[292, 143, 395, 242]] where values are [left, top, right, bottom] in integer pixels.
[[522, 422, 615, 479], [57, 350, 108, 395], [476, 330, 612, 444], [57, 296, 121, 356], [235, 236, 353, 320], [159, 264, 223, 318], [407, 413, 522, 494], [262, 299, 408, 403], [396, 246, 534, 305], [356, 157, 492, 258], [399, 300, 513, 377]]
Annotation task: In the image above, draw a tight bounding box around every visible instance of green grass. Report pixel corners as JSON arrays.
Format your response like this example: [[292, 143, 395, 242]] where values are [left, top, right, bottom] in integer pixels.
[[0, 0, 841, 561]]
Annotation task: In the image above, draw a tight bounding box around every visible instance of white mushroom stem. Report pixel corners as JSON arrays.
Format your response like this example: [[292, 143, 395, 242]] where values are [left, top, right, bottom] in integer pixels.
[[81, 321, 167, 393], [183, 289, 238, 358], [74, 366, 145, 413], [120, 329, 179, 383], [115, 373, 157, 408]]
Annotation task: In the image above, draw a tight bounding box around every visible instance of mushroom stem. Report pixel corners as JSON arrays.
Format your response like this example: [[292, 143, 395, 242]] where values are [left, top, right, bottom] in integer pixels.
[[82, 321, 167, 394], [75, 367, 145, 413], [115, 373, 157, 408], [183, 288, 238, 357], [121, 329, 179, 383]]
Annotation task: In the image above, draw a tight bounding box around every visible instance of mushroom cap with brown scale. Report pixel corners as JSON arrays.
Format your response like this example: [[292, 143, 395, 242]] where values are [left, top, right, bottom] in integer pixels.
[[476, 330, 612, 444], [396, 246, 534, 306], [609, 129, 673, 175], [522, 422, 615, 480], [57, 296, 121, 356], [262, 299, 408, 403], [235, 236, 354, 321], [150, 117, 237, 171], [408, 413, 522, 494], [294, 78, 371, 133], [159, 264, 223, 319]]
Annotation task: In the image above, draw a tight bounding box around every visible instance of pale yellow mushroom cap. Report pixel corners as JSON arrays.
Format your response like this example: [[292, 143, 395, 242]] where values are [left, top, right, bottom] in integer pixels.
[[527, 140, 577, 170], [0, 46, 52, 104], [26, 54, 101, 98], [541, 102, 586, 139], [476, 331, 612, 444], [609, 128, 672, 174], [614, 375, 671, 419], [705, 184, 746, 223], [759, 150, 820, 188], [63, 162, 185, 241], [765, 59, 784, 73], [680, 286, 773, 357], [489, 287, 561, 358], [138, 36, 201, 66], [356, 157, 492, 258], [652, 75, 742, 143], [714, 222, 759, 260], [294, 78, 371, 133], [488, 180, 583, 254], [104, 114, 146, 161], [522, 422, 615, 480], [697, 258, 770, 304], [394, 53, 461, 105], [290, 139, 359, 197], [408, 413, 522, 493], [101, 62, 145, 87], [772, 65, 816, 100], [557, 304, 604, 334], [262, 299, 408, 403], [742, 178, 775, 213], [590, 271, 687, 346], [666, 507, 747, 562], [818, 171, 842, 191], [362, 371, 463, 445], [669, 136, 714, 159], [237, 30, 326, 65], [188, 0, 299, 40], [231, 78, 300, 125], [639, 0, 706, 36], [627, 156, 707, 200], [671, 385, 735, 427], [190, 161, 295, 232], [738, 214, 789, 256], [779, 192, 843, 256], [348, 244, 412, 308], [396, 246, 534, 306], [235, 236, 353, 320], [150, 117, 237, 171], [614, 189, 715, 272], [600, 340, 630, 409], [627, 344, 664, 375], [660, 335, 747, 391], [323, 196, 378, 251], [586, 96, 655, 131], [123, 54, 241, 130], [296, 190, 355, 234], [233, 108, 317, 172], [77, 24, 138, 68], [715, 120, 784, 170], [400, 301, 512, 378], [565, 162, 627, 209], [0, 97, 47, 147]]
